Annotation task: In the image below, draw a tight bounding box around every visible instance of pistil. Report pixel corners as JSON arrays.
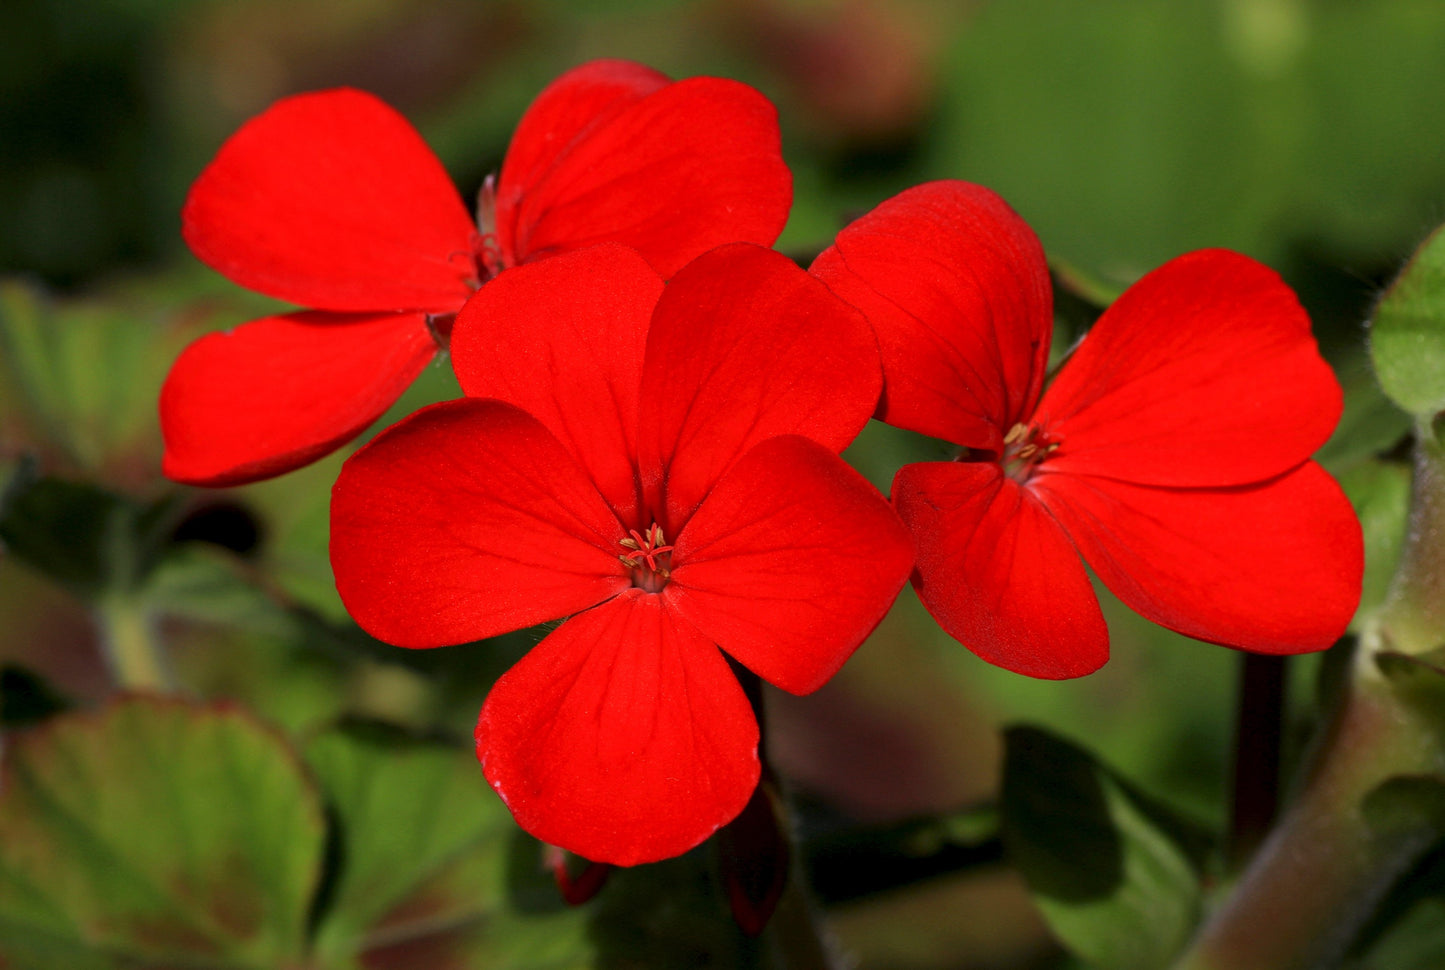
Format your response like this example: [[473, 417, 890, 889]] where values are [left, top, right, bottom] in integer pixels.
[[620, 523, 675, 593]]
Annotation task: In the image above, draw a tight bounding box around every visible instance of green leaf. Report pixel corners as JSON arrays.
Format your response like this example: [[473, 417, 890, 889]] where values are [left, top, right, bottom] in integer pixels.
[[1002, 725, 1204, 970], [1316, 352, 1412, 473], [305, 721, 592, 970], [0, 696, 326, 969], [1362, 776, 1445, 835], [1351, 897, 1445, 970], [0, 476, 182, 598], [1371, 224, 1445, 418], [0, 276, 275, 485], [1374, 648, 1445, 727]]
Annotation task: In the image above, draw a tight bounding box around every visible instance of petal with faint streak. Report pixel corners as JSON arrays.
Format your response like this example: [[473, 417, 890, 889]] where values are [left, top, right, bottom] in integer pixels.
[[892, 461, 1108, 679], [183, 88, 476, 313], [450, 244, 660, 525], [496, 60, 669, 264], [667, 436, 912, 695], [638, 243, 880, 532], [1032, 461, 1362, 654], [160, 311, 436, 487], [499, 78, 791, 277], [476, 591, 760, 866], [811, 180, 1052, 450], [1039, 249, 1342, 487], [330, 399, 628, 647]]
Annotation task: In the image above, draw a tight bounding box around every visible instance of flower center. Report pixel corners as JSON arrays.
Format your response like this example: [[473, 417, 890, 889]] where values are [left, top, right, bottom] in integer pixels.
[[1001, 421, 1060, 483], [473, 173, 505, 281], [619, 523, 674, 593]]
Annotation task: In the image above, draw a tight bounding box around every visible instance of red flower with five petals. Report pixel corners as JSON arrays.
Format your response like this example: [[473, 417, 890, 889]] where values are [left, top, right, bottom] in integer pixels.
[[812, 180, 1363, 678], [329, 243, 913, 864], [161, 60, 792, 486]]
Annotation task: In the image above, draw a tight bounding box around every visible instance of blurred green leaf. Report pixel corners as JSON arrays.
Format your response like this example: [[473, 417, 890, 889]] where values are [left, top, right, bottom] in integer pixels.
[[1338, 459, 1411, 630], [1371, 224, 1445, 418], [1317, 351, 1411, 472], [1375, 648, 1445, 725], [1350, 897, 1445, 970], [306, 721, 591, 970], [0, 696, 326, 970], [1002, 725, 1204, 970], [0, 476, 180, 597], [142, 545, 297, 639], [1363, 775, 1445, 836], [1347, 846, 1445, 969], [933, 0, 1445, 276]]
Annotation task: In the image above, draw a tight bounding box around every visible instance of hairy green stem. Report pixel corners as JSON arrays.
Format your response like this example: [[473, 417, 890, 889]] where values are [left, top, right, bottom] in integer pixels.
[[1172, 648, 1444, 970], [1379, 423, 1445, 656], [1172, 427, 1445, 970]]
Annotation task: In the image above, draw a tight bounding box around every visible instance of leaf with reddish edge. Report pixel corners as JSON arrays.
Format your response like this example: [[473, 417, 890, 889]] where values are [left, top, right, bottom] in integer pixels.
[[669, 435, 913, 695], [638, 243, 880, 534], [160, 310, 437, 486], [1039, 249, 1342, 489], [500, 79, 792, 277], [450, 244, 659, 526], [304, 723, 594, 970], [183, 88, 477, 313], [330, 398, 629, 649], [810, 179, 1052, 452], [0, 696, 325, 970], [476, 590, 761, 867], [892, 461, 1109, 679], [1032, 461, 1363, 654]]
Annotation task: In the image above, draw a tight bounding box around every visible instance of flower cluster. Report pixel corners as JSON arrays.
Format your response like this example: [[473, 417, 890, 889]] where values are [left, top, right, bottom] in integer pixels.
[[163, 62, 1363, 864]]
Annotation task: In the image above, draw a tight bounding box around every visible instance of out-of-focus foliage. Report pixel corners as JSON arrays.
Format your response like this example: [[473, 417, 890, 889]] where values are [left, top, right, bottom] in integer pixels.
[[5, 0, 1445, 968], [1002, 727, 1209, 970], [1371, 224, 1445, 420], [0, 697, 327, 969]]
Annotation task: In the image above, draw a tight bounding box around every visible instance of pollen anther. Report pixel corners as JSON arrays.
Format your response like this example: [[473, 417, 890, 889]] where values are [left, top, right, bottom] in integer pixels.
[[1001, 421, 1060, 483], [619, 524, 674, 591]]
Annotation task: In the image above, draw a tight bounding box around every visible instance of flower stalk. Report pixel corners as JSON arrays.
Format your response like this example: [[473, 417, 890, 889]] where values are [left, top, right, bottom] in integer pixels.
[[95, 596, 171, 692], [1377, 420, 1445, 657], [1172, 423, 1445, 970], [1171, 644, 1445, 970]]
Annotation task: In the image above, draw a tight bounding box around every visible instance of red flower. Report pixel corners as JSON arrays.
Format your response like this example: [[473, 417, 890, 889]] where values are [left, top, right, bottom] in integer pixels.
[[811, 181, 1363, 678], [160, 60, 792, 486], [329, 243, 913, 864]]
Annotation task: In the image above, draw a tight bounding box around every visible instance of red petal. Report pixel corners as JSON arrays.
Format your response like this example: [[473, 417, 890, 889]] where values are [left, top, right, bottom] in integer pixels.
[[1032, 461, 1362, 653], [159, 311, 436, 486], [496, 60, 669, 254], [330, 399, 628, 647], [638, 243, 880, 532], [184, 89, 476, 313], [668, 435, 912, 694], [450, 244, 660, 525], [497, 76, 791, 277], [476, 591, 760, 866], [810, 181, 1051, 450], [892, 461, 1108, 679], [1038, 249, 1342, 487]]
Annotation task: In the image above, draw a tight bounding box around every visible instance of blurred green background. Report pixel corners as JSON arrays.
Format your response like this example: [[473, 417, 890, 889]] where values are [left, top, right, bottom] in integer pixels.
[[1, 0, 1441, 967]]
